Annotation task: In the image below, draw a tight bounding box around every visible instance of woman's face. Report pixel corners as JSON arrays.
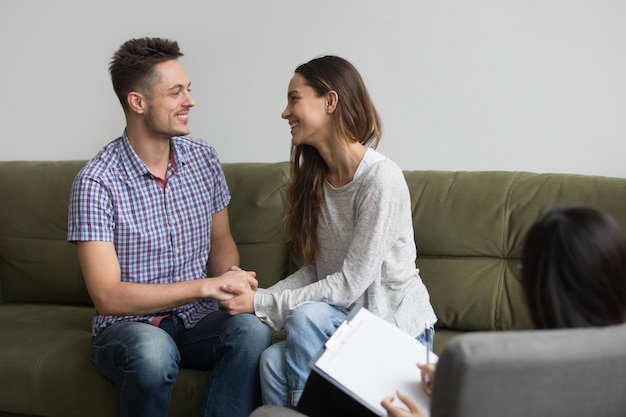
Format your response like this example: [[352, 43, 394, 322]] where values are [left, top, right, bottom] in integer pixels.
[[281, 73, 332, 147]]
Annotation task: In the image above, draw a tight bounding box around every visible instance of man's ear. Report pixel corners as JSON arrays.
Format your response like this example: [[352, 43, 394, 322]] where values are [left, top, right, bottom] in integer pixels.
[[326, 90, 339, 114], [127, 92, 146, 114]]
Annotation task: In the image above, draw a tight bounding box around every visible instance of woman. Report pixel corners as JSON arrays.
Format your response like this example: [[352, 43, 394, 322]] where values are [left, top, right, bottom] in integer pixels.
[[381, 205, 626, 417], [219, 55, 436, 407]]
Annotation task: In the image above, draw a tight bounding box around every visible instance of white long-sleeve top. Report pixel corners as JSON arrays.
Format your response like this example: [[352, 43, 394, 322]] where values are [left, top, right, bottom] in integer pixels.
[[254, 149, 437, 337]]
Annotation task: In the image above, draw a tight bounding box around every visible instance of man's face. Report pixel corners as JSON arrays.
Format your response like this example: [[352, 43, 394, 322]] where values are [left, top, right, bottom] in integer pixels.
[[142, 59, 195, 139]]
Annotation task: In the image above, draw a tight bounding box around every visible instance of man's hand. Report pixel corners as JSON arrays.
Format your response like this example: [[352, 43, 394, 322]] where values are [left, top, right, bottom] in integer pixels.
[[207, 266, 258, 301], [225, 265, 258, 290]]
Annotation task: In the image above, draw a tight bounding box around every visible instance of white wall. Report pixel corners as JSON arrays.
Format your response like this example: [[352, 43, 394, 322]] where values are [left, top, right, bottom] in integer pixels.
[[2, 1, 625, 177]]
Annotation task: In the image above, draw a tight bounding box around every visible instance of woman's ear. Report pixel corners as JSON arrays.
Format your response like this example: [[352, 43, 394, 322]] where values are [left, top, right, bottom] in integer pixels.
[[325, 90, 338, 114]]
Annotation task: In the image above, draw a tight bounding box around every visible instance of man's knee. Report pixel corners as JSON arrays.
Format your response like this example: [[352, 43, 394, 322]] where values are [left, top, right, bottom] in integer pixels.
[[94, 322, 179, 385], [126, 327, 179, 381], [227, 313, 272, 351]]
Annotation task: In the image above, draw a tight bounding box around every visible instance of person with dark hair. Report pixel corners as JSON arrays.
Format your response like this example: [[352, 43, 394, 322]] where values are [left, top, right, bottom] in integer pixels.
[[218, 55, 436, 408], [380, 205, 626, 417], [68, 37, 271, 417], [521, 205, 626, 329]]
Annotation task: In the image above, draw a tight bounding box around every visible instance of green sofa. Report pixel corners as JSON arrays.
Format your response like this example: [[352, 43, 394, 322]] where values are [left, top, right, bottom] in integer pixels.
[[1, 160, 625, 417]]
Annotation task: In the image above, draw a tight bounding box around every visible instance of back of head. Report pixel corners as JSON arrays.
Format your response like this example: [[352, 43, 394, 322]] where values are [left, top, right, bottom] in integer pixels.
[[521, 205, 626, 329], [109, 37, 183, 112]]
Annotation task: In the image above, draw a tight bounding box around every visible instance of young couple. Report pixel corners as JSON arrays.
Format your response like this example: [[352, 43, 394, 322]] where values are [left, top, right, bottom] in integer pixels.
[[68, 37, 436, 417]]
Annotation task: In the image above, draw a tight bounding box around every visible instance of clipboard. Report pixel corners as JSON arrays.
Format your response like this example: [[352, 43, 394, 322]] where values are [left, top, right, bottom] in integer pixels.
[[307, 304, 436, 417]]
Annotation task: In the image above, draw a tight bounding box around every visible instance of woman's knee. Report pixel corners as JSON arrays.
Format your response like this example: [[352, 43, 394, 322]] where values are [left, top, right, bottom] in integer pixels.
[[260, 342, 285, 379], [284, 302, 345, 335]]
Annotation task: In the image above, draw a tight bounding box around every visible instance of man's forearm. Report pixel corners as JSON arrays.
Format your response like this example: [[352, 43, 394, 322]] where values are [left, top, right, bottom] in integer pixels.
[[207, 241, 240, 277]]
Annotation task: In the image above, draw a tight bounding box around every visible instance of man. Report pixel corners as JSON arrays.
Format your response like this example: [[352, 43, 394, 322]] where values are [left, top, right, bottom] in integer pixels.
[[68, 37, 271, 417]]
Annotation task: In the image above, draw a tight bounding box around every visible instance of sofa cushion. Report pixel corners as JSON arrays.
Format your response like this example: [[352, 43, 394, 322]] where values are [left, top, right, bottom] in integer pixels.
[[0, 304, 210, 417], [0, 161, 90, 305], [405, 171, 532, 334], [0, 304, 113, 416], [223, 162, 290, 288], [405, 170, 626, 337]]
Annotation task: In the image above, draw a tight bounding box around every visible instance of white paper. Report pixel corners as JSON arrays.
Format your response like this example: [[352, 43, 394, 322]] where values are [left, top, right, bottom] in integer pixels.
[[313, 307, 437, 417]]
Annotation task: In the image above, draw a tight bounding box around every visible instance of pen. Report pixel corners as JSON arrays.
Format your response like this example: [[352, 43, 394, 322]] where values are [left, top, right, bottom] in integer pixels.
[[425, 323, 432, 387], [425, 323, 431, 365]]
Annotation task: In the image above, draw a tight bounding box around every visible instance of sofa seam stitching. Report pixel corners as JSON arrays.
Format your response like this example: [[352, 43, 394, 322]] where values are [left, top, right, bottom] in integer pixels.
[[495, 172, 522, 329]]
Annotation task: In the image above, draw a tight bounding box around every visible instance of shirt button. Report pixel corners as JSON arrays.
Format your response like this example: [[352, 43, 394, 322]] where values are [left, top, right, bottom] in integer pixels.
[[171, 219, 177, 225], [174, 276, 181, 282]]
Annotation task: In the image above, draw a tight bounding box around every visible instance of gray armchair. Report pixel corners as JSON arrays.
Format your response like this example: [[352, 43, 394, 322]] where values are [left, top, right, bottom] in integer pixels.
[[250, 324, 626, 417], [432, 324, 626, 417]]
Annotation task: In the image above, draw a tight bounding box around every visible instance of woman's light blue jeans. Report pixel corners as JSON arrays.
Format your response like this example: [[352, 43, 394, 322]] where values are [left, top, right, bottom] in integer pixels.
[[93, 311, 271, 417], [259, 302, 347, 407], [259, 302, 434, 408]]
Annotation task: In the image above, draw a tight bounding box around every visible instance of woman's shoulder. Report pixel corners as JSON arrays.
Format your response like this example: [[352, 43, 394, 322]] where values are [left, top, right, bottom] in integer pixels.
[[362, 151, 404, 181]]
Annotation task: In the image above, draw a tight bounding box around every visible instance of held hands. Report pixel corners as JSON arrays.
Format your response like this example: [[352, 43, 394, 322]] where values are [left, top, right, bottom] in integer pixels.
[[217, 266, 256, 314], [226, 266, 258, 290], [210, 266, 258, 302]]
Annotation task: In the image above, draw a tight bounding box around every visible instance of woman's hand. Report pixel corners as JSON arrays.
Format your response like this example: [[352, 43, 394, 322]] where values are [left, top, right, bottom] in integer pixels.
[[418, 363, 437, 396], [381, 391, 427, 417], [218, 282, 256, 314]]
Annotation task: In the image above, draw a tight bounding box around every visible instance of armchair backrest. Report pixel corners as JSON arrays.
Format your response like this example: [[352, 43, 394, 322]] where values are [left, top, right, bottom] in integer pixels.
[[431, 324, 626, 417]]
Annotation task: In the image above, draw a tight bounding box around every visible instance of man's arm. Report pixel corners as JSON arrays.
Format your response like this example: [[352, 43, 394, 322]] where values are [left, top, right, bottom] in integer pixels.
[[77, 240, 255, 316], [207, 208, 250, 279], [211, 207, 259, 316]]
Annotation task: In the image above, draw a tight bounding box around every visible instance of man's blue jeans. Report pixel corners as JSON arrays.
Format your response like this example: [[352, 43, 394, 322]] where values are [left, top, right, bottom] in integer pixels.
[[93, 311, 272, 417], [259, 302, 433, 408]]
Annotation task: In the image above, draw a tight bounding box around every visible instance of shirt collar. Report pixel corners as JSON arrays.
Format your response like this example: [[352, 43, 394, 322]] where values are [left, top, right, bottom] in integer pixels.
[[119, 131, 186, 180]]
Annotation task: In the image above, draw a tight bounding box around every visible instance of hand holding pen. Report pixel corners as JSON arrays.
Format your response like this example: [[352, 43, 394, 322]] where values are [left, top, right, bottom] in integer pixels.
[[418, 363, 436, 396], [419, 325, 436, 395]]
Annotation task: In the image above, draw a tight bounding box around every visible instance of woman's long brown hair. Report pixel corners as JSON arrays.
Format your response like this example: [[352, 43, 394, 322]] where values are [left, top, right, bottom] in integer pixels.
[[284, 56, 382, 264]]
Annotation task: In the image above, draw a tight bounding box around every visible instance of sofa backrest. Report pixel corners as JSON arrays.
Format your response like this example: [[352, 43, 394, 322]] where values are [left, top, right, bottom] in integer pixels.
[[430, 323, 626, 417], [0, 161, 291, 305], [0, 161, 90, 305], [406, 170, 626, 334], [222, 162, 291, 288], [1, 161, 624, 338]]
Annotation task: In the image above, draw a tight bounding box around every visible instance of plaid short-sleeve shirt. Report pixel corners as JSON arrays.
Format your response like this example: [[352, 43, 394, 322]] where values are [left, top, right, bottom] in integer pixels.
[[68, 133, 231, 336]]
